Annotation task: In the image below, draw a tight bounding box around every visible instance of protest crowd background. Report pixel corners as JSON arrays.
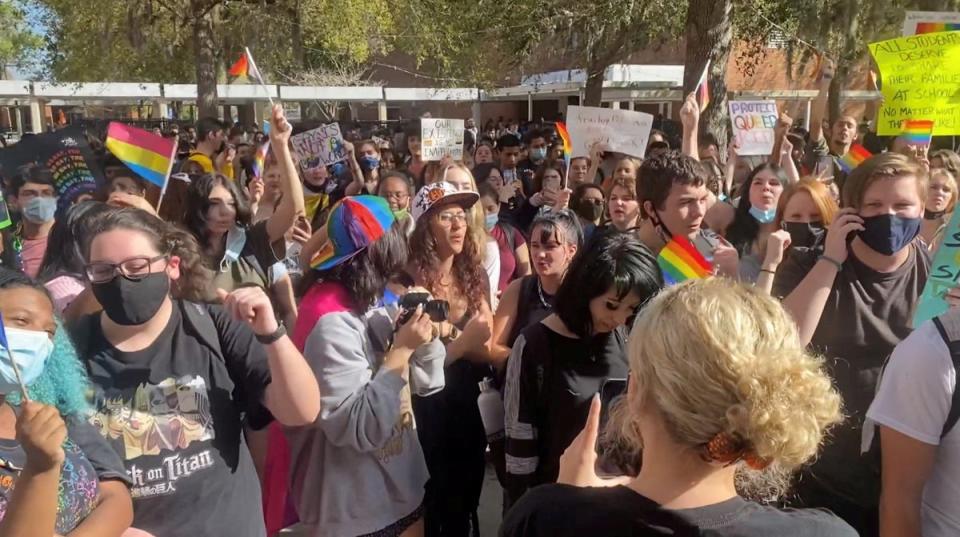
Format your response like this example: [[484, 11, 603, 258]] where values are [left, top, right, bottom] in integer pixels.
[[4, 2, 960, 537]]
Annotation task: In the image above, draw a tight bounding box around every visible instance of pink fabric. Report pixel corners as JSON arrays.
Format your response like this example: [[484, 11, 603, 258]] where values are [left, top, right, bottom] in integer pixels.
[[19, 237, 48, 279], [262, 281, 352, 535], [44, 275, 85, 316]]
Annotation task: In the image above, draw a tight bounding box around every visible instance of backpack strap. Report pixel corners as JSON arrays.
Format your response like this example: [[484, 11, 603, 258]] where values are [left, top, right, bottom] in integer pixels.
[[178, 301, 226, 364], [932, 314, 960, 438]]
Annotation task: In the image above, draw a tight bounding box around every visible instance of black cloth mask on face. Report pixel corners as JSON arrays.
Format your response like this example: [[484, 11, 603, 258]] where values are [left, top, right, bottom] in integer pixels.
[[92, 272, 170, 326], [857, 213, 921, 256], [783, 221, 826, 249]]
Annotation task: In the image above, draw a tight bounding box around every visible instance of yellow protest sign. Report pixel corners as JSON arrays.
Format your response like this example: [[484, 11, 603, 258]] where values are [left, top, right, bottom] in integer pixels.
[[868, 31, 960, 135]]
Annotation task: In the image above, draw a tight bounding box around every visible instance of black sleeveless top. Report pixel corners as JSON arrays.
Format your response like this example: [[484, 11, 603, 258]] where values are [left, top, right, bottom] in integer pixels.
[[507, 275, 555, 347]]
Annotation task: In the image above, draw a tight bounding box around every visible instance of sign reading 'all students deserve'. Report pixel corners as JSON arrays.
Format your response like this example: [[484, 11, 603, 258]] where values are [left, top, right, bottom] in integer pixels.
[[868, 31, 960, 136]]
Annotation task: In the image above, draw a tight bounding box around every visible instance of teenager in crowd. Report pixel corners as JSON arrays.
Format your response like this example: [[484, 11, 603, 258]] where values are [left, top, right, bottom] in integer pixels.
[[252, 155, 283, 224], [722, 163, 788, 282], [491, 210, 583, 365], [287, 196, 444, 537], [404, 122, 425, 183], [378, 170, 416, 236], [637, 151, 740, 277], [773, 152, 932, 535], [496, 134, 530, 224], [187, 117, 235, 180], [474, 163, 520, 218], [2, 165, 58, 278], [70, 207, 320, 536], [474, 140, 495, 166], [568, 157, 591, 188], [930, 148, 960, 176], [605, 178, 641, 233], [502, 278, 854, 537], [504, 230, 662, 505], [407, 182, 494, 536], [529, 161, 567, 216], [755, 179, 839, 294], [0, 268, 134, 536], [381, 146, 398, 171], [479, 182, 531, 296], [805, 60, 857, 185], [106, 166, 148, 199], [569, 183, 605, 242], [517, 129, 550, 182], [920, 168, 957, 249], [344, 140, 382, 196]]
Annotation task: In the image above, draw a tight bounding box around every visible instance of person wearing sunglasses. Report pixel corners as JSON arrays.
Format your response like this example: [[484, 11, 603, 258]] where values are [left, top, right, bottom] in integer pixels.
[[569, 183, 605, 243], [68, 207, 320, 537]]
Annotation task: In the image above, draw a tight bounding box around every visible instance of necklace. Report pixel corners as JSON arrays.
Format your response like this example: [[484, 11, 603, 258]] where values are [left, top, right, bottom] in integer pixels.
[[536, 278, 552, 309]]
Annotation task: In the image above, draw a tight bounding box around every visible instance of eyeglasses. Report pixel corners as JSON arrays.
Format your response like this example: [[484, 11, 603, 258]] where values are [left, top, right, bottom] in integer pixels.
[[85, 254, 169, 283], [436, 212, 468, 226]]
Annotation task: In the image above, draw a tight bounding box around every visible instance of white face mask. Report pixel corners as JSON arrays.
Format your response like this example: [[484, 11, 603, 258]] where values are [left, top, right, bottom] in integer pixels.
[[220, 225, 247, 272], [0, 327, 53, 395]]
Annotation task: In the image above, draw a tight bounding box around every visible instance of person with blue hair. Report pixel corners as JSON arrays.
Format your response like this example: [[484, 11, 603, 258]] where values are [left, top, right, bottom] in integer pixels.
[[0, 267, 133, 536]]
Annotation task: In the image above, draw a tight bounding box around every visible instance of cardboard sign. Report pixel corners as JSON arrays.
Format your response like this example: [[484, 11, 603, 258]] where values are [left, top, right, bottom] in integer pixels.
[[869, 31, 960, 136], [902, 10, 960, 36], [290, 123, 346, 171], [0, 126, 105, 213], [566, 106, 654, 159], [421, 118, 465, 161], [728, 101, 778, 156], [915, 209, 960, 325]]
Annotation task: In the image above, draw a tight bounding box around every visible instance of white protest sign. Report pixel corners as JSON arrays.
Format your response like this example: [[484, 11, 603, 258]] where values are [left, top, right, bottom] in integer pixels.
[[566, 106, 654, 159], [728, 101, 778, 156], [421, 118, 465, 161], [290, 122, 346, 171], [902, 10, 960, 36]]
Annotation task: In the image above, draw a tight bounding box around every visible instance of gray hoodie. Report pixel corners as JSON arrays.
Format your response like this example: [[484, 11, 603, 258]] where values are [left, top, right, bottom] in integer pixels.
[[285, 306, 445, 537]]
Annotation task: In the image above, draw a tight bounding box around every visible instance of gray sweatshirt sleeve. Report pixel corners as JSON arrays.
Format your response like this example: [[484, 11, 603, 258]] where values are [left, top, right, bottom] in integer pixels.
[[305, 312, 406, 452], [365, 306, 446, 397]]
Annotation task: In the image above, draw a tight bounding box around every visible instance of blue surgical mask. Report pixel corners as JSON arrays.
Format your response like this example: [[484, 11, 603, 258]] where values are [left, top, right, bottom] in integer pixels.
[[531, 147, 547, 163], [221, 225, 247, 272], [484, 213, 499, 231], [359, 155, 380, 172], [23, 197, 57, 224], [0, 327, 53, 395], [748, 206, 777, 224]]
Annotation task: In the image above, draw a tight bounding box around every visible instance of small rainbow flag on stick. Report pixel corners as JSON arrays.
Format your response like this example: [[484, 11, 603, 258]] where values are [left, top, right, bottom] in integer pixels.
[[252, 139, 270, 179], [555, 121, 572, 187], [837, 144, 872, 174], [902, 119, 934, 145], [658, 235, 713, 286], [696, 61, 711, 112], [105, 122, 177, 189], [229, 47, 274, 105], [916, 22, 960, 34]]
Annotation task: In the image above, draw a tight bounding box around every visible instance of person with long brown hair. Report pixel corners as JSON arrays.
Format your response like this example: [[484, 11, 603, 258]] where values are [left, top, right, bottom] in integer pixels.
[[406, 181, 494, 536]]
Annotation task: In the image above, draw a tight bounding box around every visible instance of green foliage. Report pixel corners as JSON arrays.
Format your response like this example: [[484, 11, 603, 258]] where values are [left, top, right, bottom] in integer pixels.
[[0, 0, 44, 78]]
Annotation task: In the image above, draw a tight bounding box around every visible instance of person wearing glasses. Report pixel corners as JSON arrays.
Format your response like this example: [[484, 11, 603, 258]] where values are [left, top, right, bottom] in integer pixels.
[[377, 170, 415, 237], [68, 207, 320, 537], [405, 182, 494, 535]]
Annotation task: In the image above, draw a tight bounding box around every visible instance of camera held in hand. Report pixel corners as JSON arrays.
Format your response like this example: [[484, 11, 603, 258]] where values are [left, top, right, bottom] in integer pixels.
[[397, 292, 449, 325]]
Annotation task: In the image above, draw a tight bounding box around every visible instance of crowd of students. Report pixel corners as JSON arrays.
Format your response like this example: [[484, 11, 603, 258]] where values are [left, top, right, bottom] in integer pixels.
[[0, 57, 957, 537]]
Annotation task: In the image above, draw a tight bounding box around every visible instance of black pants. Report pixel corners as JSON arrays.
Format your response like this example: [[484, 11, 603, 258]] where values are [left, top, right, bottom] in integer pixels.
[[792, 473, 878, 537]]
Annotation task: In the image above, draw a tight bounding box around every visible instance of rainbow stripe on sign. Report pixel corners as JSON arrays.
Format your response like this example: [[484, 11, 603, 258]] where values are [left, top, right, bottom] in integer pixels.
[[916, 22, 960, 34], [837, 144, 872, 174], [658, 235, 712, 286], [105, 122, 177, 188], [902, 119, 935, 145]]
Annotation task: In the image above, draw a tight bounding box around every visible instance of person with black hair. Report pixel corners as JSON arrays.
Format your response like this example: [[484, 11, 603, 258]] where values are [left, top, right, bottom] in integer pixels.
[[518, 129, 549, 179], [2, 165, 58, 278], [479, 182, 531, 295], [723, 163, 790, 283], [403, 120, 425, 182], [187, 117, 235, 181], [503, 229, 663, 505], [569, 183, 605, 241]]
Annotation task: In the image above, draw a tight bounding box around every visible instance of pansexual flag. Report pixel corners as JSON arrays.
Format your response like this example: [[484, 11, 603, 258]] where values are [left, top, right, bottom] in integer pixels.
[[696, 61, 711, 112], [229, 47, 265, 85], [105, 122, 177, 188], [837, 144, 872, 174], [902, 119, 934, 145], [658, 235, 712, 286]]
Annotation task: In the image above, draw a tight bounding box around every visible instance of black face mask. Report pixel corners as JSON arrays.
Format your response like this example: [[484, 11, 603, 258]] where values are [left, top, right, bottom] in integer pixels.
[[925, 209, 946, 220], [575, 201, 604, 222], [858, 214, 921, 256], [92, 272, 170, 326], [783, 221, 826, 249]]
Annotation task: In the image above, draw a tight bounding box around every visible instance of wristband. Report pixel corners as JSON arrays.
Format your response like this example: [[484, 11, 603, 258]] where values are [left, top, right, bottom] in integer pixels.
[[759, 268, 776, 275], [818, 255, 843, 271], [256, 323, 287, 345]]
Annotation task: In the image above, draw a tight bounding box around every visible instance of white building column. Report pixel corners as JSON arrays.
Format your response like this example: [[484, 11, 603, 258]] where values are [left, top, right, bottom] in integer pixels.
[[155, 100, 169, 120], [666, 101, 674, 119], [378, 100, 388, 122], [627, 100, 635, 111], [804, 99, 812, 131], [527, 93, 533, 121], [14, 106, 23, 134], [611, 101, 621, 110], [29, 99, 44, 133], [471, 101, 481, 126]]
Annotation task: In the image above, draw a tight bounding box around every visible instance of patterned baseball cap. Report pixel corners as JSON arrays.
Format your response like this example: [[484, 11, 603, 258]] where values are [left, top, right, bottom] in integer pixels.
[[310, 195, 395, 271], [412, 181, 480, 222]]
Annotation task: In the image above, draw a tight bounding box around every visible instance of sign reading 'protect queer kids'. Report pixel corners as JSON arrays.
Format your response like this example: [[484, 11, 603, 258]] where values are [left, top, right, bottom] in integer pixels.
[[869, 31, 960, 136], [728, 101, 778, 156], [566, 106, 654, 159], [915, 208, 960, 326]]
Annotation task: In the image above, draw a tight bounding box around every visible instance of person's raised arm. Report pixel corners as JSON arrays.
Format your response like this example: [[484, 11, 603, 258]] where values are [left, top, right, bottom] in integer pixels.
[[679, 92, 699, 161], [265, 105, 305, 243], [808, 59, 834, 146], [342, 141, 365, 197], [756, 230, 791, 295], [770, 109, 792, 165], [780, 208, 862, 344], [779, 135, 801, 183], [723, 141, 739, 198], [67, 480, 133, 537], [585, 143, 604, 187], [878, 426, 936, 537]]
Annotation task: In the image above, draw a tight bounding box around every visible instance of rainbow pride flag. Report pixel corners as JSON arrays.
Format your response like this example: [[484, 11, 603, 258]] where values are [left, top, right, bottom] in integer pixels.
[[902, 119, 934, 145], [696, 61, 711, 112], [916, 22, 960, 34], [229, 47, 265, 85], [252, 139, 270, 179], [556, 122, 572, 159], [105, 122, 177, 188], [837, 144, 872, 174], [658, 235, 712, 286]]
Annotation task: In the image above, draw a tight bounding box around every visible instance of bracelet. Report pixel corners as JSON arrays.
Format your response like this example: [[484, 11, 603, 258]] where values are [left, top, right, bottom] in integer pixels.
[[818, 255, 843, 271], [256, 323, 287, 345], [759, 268, 776, 275]]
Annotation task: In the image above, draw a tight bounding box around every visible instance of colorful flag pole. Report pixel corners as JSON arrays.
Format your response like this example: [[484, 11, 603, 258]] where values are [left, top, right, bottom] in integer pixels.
[[229, 47, 275, 106], [0, 315, 30, 402], [555, 122, 572, 189]]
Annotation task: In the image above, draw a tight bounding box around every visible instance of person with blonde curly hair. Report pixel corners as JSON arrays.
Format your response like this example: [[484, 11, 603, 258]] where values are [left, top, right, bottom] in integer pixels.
[[501, 278, 853, 537]]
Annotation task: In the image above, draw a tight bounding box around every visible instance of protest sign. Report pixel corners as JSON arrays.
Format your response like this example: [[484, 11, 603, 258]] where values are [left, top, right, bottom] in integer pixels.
[[902, 10, 960, 36], [728, 101, 778, 156], [0, 126, 105, 212], [566, 106, 654, 159], [915, 208, 960, 325], [868, 31, 960, 136], [421, 118, 465, 161], [290, 123, 346, 171]]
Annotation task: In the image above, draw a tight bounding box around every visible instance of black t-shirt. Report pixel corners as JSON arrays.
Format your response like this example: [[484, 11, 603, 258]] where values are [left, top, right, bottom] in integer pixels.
[[501, 485, 857, 537], [74, 302, 273, 536], [0, 415, 129, 534]]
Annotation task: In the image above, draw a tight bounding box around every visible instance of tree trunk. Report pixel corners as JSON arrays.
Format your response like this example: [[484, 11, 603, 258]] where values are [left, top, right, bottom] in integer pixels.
[[683, 0, 733, 148], [193, 5, 218, 118], [582, 64, 606, 107], [830, 0, 861, 123]]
